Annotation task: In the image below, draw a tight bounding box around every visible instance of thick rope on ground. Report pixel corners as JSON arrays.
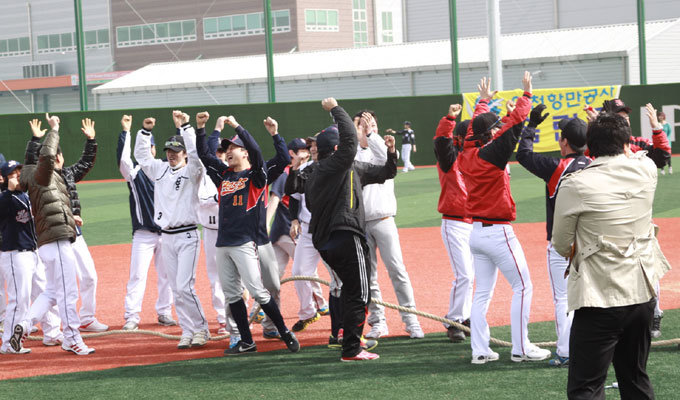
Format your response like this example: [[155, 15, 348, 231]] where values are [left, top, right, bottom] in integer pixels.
[[8, 276, 679, 347]]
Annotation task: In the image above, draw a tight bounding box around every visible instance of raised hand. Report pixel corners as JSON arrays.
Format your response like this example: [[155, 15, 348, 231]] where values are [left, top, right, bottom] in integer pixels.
[[29, 119, 47, 138], [45, 113, 60, 131], [81, 118, 96, 139], [225, 115, 239, 129], [384, 134, 396, 153], [172, 110, 184, 128], [385, 128, 396, 134], [121, 115, 132, 132], [361, 112, 376, 134], [583, 105, 598, 123], [645, 103, 661, 129], [263, 117, 278, 136], [143, 117, 156, 130], [215, 116, 228, 132], [506, 99, 516, 114], [478, 77, 497, 101], [522, 71, 533, 94], [321, 97, 338, 111], [196, 111, 210, 129], [529, 104, 549, 127], [448, 104, 462, 118]]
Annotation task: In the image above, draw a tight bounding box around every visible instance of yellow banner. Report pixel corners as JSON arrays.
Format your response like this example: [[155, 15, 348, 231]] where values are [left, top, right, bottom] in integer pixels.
[[460, 85, 621, 153]]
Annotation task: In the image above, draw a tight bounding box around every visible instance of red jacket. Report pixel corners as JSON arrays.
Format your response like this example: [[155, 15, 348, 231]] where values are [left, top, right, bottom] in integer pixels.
[[459, 93, 532, 223], [433, 116, 471, 223]]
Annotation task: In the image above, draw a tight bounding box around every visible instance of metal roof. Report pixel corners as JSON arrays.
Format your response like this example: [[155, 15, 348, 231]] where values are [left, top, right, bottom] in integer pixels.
[[94, 19, 679, 94]]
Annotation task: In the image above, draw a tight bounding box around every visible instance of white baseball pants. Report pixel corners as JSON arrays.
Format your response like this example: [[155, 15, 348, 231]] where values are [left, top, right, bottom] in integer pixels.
[[31, 257, 62, 340], [441, 219, 474, 326], [124, 230, 173, 324], [401, 144, 414, 171], [161, 229, 208, 339], [202, 228, 226, 325], [258, 242, 282, 332], [547, 243, 572, 358], [217, 242, 271, 305], [1, 251, 39, 347], [365, 217, 419, 328], [0, 262, 5, 322], [73, 234, 98, 324], [469, 223, 533, 357], [292, 222, 333, 320]]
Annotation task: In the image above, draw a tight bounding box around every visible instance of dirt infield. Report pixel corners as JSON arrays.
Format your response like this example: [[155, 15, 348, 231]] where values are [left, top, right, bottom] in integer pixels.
[[2, 218, 679, 380]]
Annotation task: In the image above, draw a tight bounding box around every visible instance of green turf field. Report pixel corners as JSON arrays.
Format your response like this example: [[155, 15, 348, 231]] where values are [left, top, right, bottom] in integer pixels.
[[79, 159, 680, 245], [2, 311, 679, 399]]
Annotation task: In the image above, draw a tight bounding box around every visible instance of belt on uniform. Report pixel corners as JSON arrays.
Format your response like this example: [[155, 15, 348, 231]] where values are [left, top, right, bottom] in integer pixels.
[[161, 225, 197, 234], [17, 248, 36, 252], [482, 223, 493, 227]]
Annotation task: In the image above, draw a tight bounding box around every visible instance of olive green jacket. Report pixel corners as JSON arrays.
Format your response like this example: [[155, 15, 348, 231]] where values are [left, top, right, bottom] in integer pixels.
[[19, 129, 76, 247]]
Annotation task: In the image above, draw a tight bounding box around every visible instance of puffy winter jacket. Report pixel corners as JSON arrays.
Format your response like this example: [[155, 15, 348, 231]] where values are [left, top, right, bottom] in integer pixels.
[[433, 115, 470, 223]]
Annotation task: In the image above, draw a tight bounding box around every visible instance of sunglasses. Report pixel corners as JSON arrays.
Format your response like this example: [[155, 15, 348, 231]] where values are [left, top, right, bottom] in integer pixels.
[[164, 141, 184, 148]]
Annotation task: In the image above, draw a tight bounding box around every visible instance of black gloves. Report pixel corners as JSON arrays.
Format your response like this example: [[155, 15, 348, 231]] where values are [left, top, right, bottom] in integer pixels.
[[528, 104, 549, 128]]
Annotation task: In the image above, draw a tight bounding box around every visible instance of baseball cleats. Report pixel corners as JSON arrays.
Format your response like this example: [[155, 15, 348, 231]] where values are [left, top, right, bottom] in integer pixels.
[[447, 326, 465, 343], [122, 320, 138, 331], [217, 323, 228, 336], [652, 313, 663, 339], [548, 355, 570, 367], [292, 313, 320, 332], [406, 324, 425, 339], [177, 337, 192, 349], [511, 344, 551, 362], [341, 350, 379, 362], [471, 351, 499, 365], [224, 341, 257, 355], [365, 323, 388, 339], [191, 330, 210, 347], [281, 331, 300, 353], [62, 341, 95, 355], [0, 345, 31, 354], [9, 322, 29, 353], [263, 330, 281, 339], [79, 319, 109, 332], [317, 305, 330, 316], [158, 315, 177, 326]]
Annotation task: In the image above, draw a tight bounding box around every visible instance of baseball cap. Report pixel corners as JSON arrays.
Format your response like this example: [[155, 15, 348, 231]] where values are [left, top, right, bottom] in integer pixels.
[[1, 160, 22, 179], [609, 98, 632, 114], [403, 121, 411, 126], [316, 125, 339, 154], [221, 135, 245, 149], [472, 112, 504, 136], [287, 138, 308, 153], [163, 135, 185, 152], [558, 118, 587, 149]]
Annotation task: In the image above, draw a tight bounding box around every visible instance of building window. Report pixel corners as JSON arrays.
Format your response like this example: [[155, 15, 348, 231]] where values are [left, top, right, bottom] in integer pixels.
[[352, 0, 368, 47], [35, 29, 109, 54], [381, 12, 393, 43], [203, 10, 291, 40], [0, 36, 31, 57], [305, 9, 339, 32], [116, 19, 196, 48]]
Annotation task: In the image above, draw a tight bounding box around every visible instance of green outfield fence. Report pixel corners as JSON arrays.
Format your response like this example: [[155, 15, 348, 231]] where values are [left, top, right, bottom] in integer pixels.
[[0, 83, 677, 181]]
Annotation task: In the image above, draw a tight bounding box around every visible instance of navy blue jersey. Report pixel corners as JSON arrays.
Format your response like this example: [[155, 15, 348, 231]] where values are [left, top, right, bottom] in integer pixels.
[[254, 134, 290, 246], [516, 125, 592, 240], [205, 129, 224, 188], [117, 130, 161, 235], [268, 169, 291, 243], [0, 190, 38, 251]]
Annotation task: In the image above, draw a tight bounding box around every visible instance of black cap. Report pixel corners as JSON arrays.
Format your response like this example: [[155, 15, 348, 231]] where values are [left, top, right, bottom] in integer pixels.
[[287, 138, 308, 152], [608, 98, 632, 114], [221, 135, 245, 149], [163, 135, 186, 152], [1, 160, 22, 179], [558, 118, 587, 149], [472, 112, 503, 136], [403, 121, 411, 126], [316, 125, 339, 154]]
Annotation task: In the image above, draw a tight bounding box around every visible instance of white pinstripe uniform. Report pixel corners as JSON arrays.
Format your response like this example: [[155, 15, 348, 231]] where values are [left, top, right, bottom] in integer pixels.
[[135, 125, 209, 340]]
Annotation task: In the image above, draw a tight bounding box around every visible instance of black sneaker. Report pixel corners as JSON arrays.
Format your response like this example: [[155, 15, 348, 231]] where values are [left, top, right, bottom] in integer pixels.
[[462, 319, 471, 337], [291, 313, 320, 332], [652, 314, 663, 338], [328, 335, 341, 349], [281, 331, 300, 353], [224, 341, 257, 356]]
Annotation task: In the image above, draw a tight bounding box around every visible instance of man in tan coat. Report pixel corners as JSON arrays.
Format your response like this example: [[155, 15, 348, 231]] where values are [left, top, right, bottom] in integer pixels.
[[552, 109, 670, 400]]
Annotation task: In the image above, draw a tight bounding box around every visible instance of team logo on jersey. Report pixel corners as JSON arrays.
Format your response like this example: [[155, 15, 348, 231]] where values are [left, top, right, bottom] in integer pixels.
[[174, 176, 188, 191], [220, 177, 248, 196], [16, 209, 30, 224]]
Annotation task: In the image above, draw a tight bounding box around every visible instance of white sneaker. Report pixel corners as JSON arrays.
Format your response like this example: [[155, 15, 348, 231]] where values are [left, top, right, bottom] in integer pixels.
[[402, 168, 409, 173], [406, 324, 425, 339], [79, 319, 109, 332], [178, 336, 192, 349], [511, 344, 551, 362], [122, 320, 138, 331], [660, 169, 666, 175], [9, 321, 30, 353], [191, 330, 210, 347], [471, 351, 499, 364], [1, 345, 31, 354], [217, 323, 228, 336], [62, 340, 95, 355], [365, 323, 389, 339], [408, 165, 415, 171]]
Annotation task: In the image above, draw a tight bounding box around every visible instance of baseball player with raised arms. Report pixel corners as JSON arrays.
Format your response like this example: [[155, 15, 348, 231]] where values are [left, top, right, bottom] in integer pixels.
[[353, 110, 424, 339], [433, 104, 475, 343], [134, 110, 210, 349], [459, 73, 551, 364], [118, 115, 175, 331], [195, 112, 299, 355], [516, 104, 591, 367], [25, 118, 109, 333], [12, 114, 95, 355]]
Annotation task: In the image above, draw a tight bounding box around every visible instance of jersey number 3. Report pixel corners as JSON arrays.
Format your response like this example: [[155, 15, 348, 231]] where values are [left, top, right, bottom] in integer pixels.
[[232, 195, 243, 206]]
